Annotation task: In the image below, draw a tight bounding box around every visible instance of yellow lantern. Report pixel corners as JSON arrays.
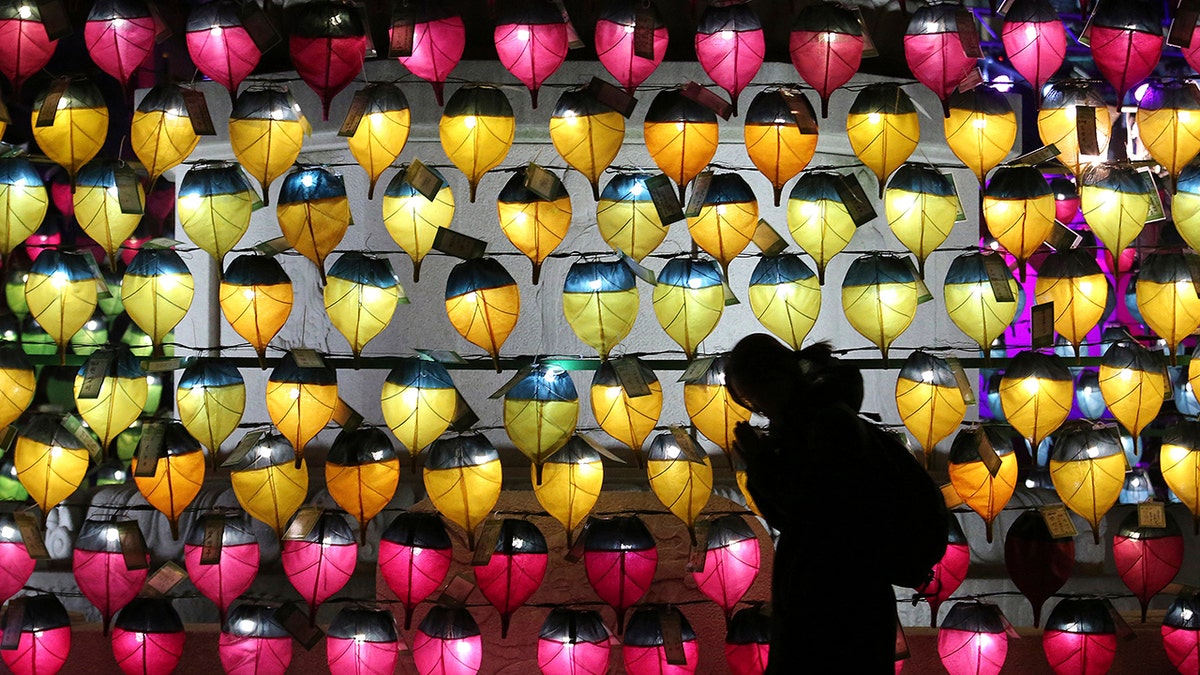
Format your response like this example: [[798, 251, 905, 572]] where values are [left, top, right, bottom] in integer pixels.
[[1033, 249, 1109, 360], [884, 163, 959, 278], [380, 357, 458, 464], [562, 259, 639, 360], [73, 159, 145, 270], [1135, 80, 1200, 189], [219, 254, 293, 368], [840, 253, 919, 364], [276, 164, 352, 285], [228, 84, 308, 206], [944, 86, 1018, 187], [0, 345, 35, 431], [30, 77, 108, 187], [1173, 162, 1200, 252], [643, 88, 719, 202], [504, 364, 579, 485], [687, 172, 759, 280], [1049, 421, 1126, 544], [1135, 252, 1200, 363], [130, 84, 201, 187], [589, 358, 662, 465], [895, 350, 968, 467], [121, 246, 194, 357], [1159, 421, 1200, 534], [948, 425, 1018, 542], [444, 257, 520, 371], [549, 87, 625, 200], [1098, 339, 1167, 446], [652, 256, 725, 360], [381, 163, 455, 282], [786, 170, 858, 285], [177, 359, 245, 462], [0, 156, 48, 261], [265, 350, 338, 466], [423, 433, 503, 550], [747, 253, 821, 350], [1080, 162, 1152, 265], [24, 249, 98, 363], [497, 167, 572, 285], [325, 426, 400, 544], [439, 85, 515, 202], [684, 355, 752, 466], [177, 162, 257, 273], [131, 421, 206, 539], [533, 436, 603, 547], [1038, 80, 1111, 180], [324, 252, 403, 359], [597, 173, 669, 263], [72, 347, 147, 456], [943, 251, 1019, 355], [846, 82, 920, 197], [345, 82, 411, 199], [646, 431, 713, 545], [999, 349, 1073, 451], [228, 432, 309, 538], [982, 166, 1055, 280], [744, 87, 818, 205], [734, 457, 761, 518], [14, 414, 90, 525]]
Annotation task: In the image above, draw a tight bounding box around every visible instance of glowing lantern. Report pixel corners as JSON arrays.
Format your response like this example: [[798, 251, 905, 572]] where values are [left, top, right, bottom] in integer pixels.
[[847, 83, 920, 197], [841, 253, 919, 363], [1099, 339, 1167, 444], [747, 253, 821, 350], [0, 344, 35, 430], [982, 166, 1055, 280], [1038, 81, 1111, 180], [444, 257, 520, 371], [84, 0, 155, 94], [885, 163, 958, 278], [1113, 509, 1183, 622], [1004, 509, 1075, 627], [687, 172, 758, 279], [534, 436, 603, 546], [380, 357, 456, 463], [693, 515, 759, 624], [590, 358, 662, 462], [583, 515, 657, 634], [131, 421, 204, 539], [184, 513, 260, 627], [786, 171, 857, 284], [1033, 249, 1109, 359], [943, 251, 1019, 355], [413, 606, 481, 675], [228, 433, 310, 537], [538, 608, 611, 675], [177, 359, 245, 461], [744, 88, 818, 206], [346, 83, 411, 199], [327, 607, 401, 675], [0, 2, 57, 97], [266, 350, 337, 465], [1049, 421, 1126, 544], [474, 518, 547, 637], [0, 594, 71, 675], [281, 510, 356, 622], [594, 0, 667, 96], [1160, 421, 1200, 534], [644, 88, 719, 202], [1135, 81, 1200, 189], [121, 246, 193, 356], [550, 88, 625, 200], [597, 173, 668, 262], [130, 84, 201, 187], [0, 156, 47, 261], [178, 162, 255, 273], [111, 598, 185, 675], [624, 606, 700, 675], [494, 0, 568, 108], [938, 602, 1010, 675], [73, 517, 149, 634], [1000, 0, 1065, 94], [684, 355, 751, 460], [440, 85, 515, 202], [382, 163, 455, 281], [724, 605, 769, 675], [378, 512, 453, 630], [276, 165, 350, 284], [423, 433, 502, 549], [287, 0, 366, 121], [497, 167, 572, 284], [562, 259, 638, 360], [325, 426, 400, 542], [1135, 252, 1200, 361], [186, 0, 261, 103], [0, 512, 33, 604], [695, 2, 764, 115], [1081, 162, 1151, 264], [324, 252, 403, 359], [915, 514, 971, 626], [219, 603, 292, 675], [219, 254, 293, 367], [903, 2, 978, 117], [896, 350, 967, 465], [1162, 591, 1200, 674], [949, 426, 1018, 542], [228, 85, 308, 207], [1089, 0, 1163, 104], [646, 431, 713, 544], [393, 2, 464, 106], [12, 415, 89, 523], [504, 364, 578, 484], [999, 350, 1073, 451], [30, 77, 108, 188], [945, 87, 1017, 187], [789, 2, 863, 119], [74, 159, 144, 269], [72, 347, 147, 455], [652, 256, 725, 359], [1043, 598, 1120, 675]]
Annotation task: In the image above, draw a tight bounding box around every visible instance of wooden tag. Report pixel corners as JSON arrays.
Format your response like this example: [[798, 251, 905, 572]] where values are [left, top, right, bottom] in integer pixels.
[[681, 82, 733, 120], [84, 250, 110, 298], [1006, 144, 1060, 167], [956, 67, 984, 94], [578, 432, 628, 464], [290, 349, 324, 368], [133, 421, 165, 478], [659, 607, 688, 665], [181, 89, 216, 135], [945, 357, 976, 404], [678, 356, 715, 383], [389, 10, 415, 57], [282, 506, 322, 541], [778, 88, 819, 134], [1138, 500, 1167, 529], [490, 363, 535, 400], [900, 257, 933, 304], [254, 236, 292, 256], [587, 77, 637, 118], [1077, 5, 1097, 46], [432, 227, 487, 260], [220, 430, 265, 468], [634, 4, 657, 58], [1137, 167, 1166, 223], [668, 425, 706, 463], [436, 572, 476, 607], [722, 278, 740, 306], [751, 219, 788, 257], [14, 510, 49, 560], [403, 158, 446, 201], [996, 0, 1018, 14], [331, 399, 364, 432], [119, 520, 148, 570], [338, 89, 371, 137], [238, 0, 281, 52], [1, 597, 25, 650], [1076, 106, 1100, 155], [0, 427, 16, 455], [275, 602, 324, 649], [645, 173, 684, 224], [564, 519, 591, 562], [142, 357, 184, 373], [956, 9, 983, 58], [683, 169, 714, 218], [1031, 301, 1055, 348], [200, 513, 224, 565], [551, 0, 584, 49], [618, 251, 657, 286], [685, 519, 711, 573], [34, 0, 71, 41], [940, 482, 965, 509], [115, 166, 144, 215], [524, 162, 559, 201], [983, 253, 1016, 302], [1046, 221, 1083, 251], [1169, 0, 1200, 48], [612, 356, 652, 397], [77, 350, 115, 399], [143, 561, 188, 598], [61, 413, 103, 462], [833, 172, 877, 226], [470, 518, 503, 566], [415, 349, 466, 364], [448, 391, 479, 432], [36, 77, 69, 128], [856, 7, 878, 58], [1040, 504, 1079, 539], [976, 428, 1003, 477]]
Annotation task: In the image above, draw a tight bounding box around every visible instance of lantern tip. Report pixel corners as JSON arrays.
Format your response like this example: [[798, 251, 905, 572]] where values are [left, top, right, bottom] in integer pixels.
[[500, 613, 511, 638], [772, 184, 782, 207], [820, 96, 830, 119], [985, 519, 994, 543], [169, 518, 179, 540], [530, 88, 539, 109], [591, 180, 600, 202], [367, 179, 378, 201], [403, 605, 414, 630], [412, 259, 422, 283], [531, 262, 542, 286], [432, 82, 446, 107], [534, 461, 544, 485]]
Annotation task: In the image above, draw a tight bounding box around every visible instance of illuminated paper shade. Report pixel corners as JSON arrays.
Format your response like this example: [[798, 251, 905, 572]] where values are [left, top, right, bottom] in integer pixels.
[[847, 83, 919, 197], [111, 598, 186, 675], [948, 426, 1018, 542], [694, 2, 764, 115], [474, 518, 548, 637], [494, 0, 568, 108], [393, 2, 465, 106], [287, 0, 367, 121], [594, 0, 667, 96], [789, 2, 863, 118], [423, 433, 502, 550]]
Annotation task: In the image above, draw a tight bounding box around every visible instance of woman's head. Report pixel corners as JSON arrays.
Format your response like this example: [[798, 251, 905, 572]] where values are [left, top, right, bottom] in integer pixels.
[[726, 334, 864, 418]]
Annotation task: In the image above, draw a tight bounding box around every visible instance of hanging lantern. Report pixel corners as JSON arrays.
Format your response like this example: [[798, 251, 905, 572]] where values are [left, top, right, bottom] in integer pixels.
[[744, 88, 818, 206], [219, 254, 293, 367], [380, 357, 457, 464], [944, 87, 1017, 187], [943, 251, 1019, 355], [121, 245, 194, 357], [0, 593, 71, 675], [474, 518, 547, 637], [325, 426, 400, 543], [562, 258, 639, 360], [937, 602, 1010, 675], [999, 350, 1073, 451], [184, 513, 261, 627], [494, 0, 568, 108], [686, 172, 759, 279], [1099, 339, 1167, 444], [496, 167, 572, 285], [1000, 0, 1066, 94], [72, 347, 147, 456], [903, 2, 978, 117], [884, 163, 959, 278], [583, 515, 657, 634], [444, 257, 520, 371], [412, 606, 482, 675], [111, 598, 185, 675], [1160, 420, 1200, 534], [652, 256, 725, 360], [0, 344, 35, 431], [276, 164, 351, 284], [624, 606, 700, 675], [747, 253, 821, 350], [1038, 81, 1111, 180], [178, 162, 256, 273], [694, 1, 764, 116], [915, 513, 971, 627], [596, 173, 668, 263], [266, 350, 337, 465], [550, 88, 625, 200], [693, 515, 759, 625], [504, 363, 578, 484], [73, 159, 144, 270], [1113, 509, 1183, 623], [1135, 252, 1200, 362], [1033, 249, 1109, 360], [1089, 0, 1163, 104], [982, 166, 1055, 280], [1043, 598, 1120, 675], [281, 510, 357, 622], [537, 608, 611, 675], [346, 83, 411, 199], [684, 355, 751, 460], [228, 85, 308, 207], [643, 88, 719, 203], [1163, 590, 1200, 674], [847, 83, 920, 197], [131, 421, 205, 539], [0, 2, 58, 98], [378, 512, 453, 630], [841, 253, 920, 363], [439, 85, 515, 202], [382, 163, 455, 282], [895, 350, 967, 466], [423, 433, 502, 550], [948, 426, 1018, 542], [786, 170, 857, 285], [725, 605, 770, 675], [218, 603, 292, 675], [228, 433, 310, 537], [0, 512, 33, 604], [1135, 81, 1200, 189], [186, 0, 260, 103], [130, 84, 201, 187], [0, 156, 48, 262], [30, 77, 109, 188], [1049, 421, 1125, 544], [13, 415, 89, 522], [594, 0, 667, 96], [1081, 162, 1151, 264], [1004, 509, 1075, 627], [393, 2, 464, 106], [287, 0, 367, 121], [533, 436, 603, 547], [590, 358, 662, 463], [646, 431, 713, 545], [73, 517, 149, 634], [177, 359, 245, 462], [324, 252, 403, 359], [84, 0, 155, 94], [326, 607, 402, 675], [789, 2, 863, 119]]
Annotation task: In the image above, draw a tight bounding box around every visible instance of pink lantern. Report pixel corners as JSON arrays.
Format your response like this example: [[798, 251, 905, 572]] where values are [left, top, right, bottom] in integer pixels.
[[537, 608, 611, 675], [84, 0, 157, 95], [724, 605, 770, 675], [186, 0, 262, 104], [1113, 510, 1184, 623], [582, 515, 657, 634], [1163, 590, 1200, 674], [0, 594, 71, 675], [493, 0, 569, 108], [903, 2, 978, 117], [111, 598, 186, 675], [999, 0, 1066, 95], [392, 2, 465, 106], [692, 515, 760, 626], [327, 607, 403, 675], [937, 602, 1010, 675], [379, 512, 453, 630], [0, 512, 36, 605], [183, 513, 261, 626], [1087, 1, 1163, 104], [0, 2, 58, 98], [280, 510, 357, 623], [915, 513, 970, 627], [1004, 509, 1074, 627], [287, 0, 367, 120], [789, 2, 864, 118], [694, 2, 764, 116], [623, 606, 700, 675], [473, 518, 548, 638], [594, 0, 668, 96], [218, 603, 293, 675], [413, 605, 482, 675], [1042, 598, 1119, 675], [73, 517, 149, 635]]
